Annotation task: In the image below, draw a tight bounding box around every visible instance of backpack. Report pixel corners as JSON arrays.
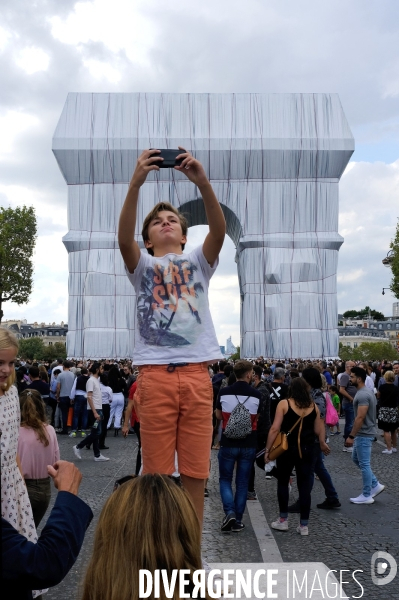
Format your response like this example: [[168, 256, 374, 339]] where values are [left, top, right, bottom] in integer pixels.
[[224, 395, 253, 439], [325, 392, 339, 427]]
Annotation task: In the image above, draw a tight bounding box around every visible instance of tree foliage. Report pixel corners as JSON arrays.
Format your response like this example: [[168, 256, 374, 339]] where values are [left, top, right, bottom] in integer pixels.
[[0, 206, 37, 323], [339, 341, 398, 362], [390, 218, 399, 300], [18, 338, 67, 361], [342, 306, 385, 321], [230, 346, 240, 361]]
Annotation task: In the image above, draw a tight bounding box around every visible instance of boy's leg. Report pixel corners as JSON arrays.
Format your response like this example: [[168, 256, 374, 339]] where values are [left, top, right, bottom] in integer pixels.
[[135, 366, 179, 476], [181, 475, 206, 527], [177, 363, 213, 527]]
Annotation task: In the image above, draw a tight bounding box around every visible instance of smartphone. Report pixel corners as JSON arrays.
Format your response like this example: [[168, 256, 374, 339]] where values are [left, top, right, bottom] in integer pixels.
[[149, 149, 185, 168]]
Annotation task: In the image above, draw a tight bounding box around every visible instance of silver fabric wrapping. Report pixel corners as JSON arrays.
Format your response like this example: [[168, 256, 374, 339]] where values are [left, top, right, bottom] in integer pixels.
[[53, 93, 353, 359]]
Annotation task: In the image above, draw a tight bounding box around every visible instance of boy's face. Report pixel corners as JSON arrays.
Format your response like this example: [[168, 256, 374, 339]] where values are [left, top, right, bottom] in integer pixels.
[[145, 210, 187, 254]]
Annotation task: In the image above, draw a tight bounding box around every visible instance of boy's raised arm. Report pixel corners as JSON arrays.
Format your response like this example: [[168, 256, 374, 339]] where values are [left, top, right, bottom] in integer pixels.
[[118, 150, 161, 273], [175, 148, 226, 266]]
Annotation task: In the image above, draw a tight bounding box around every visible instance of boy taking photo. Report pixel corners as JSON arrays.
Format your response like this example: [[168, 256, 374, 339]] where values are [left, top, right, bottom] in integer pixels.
[[118, 148, 226, 526]]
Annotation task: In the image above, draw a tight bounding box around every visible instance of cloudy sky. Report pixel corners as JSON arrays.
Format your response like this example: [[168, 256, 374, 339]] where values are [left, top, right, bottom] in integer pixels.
[[1, 0, 398, 348]]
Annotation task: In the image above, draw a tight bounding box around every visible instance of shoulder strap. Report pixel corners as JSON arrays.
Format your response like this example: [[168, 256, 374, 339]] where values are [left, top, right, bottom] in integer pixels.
[[235, 395, 250, 405]]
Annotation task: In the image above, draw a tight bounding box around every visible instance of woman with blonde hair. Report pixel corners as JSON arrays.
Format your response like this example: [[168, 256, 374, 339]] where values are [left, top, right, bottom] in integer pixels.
[[18, 389, 60, 526], [0, 327, 40, 547], [81, 474, 205, 600]]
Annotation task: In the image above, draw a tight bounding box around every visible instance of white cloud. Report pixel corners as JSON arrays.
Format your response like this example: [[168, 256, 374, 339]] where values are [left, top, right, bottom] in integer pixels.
[[0, 25, 12, 51], [82, 58, 122, 83], [337, 269, 365, 283], [49, 0, 156, 66], [16, 47, 50, 74], [0, 111, 40, 157]]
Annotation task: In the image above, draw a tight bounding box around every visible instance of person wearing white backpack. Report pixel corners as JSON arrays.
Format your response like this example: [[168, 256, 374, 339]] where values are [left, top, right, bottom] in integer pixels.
[[215, 360, 261, 533]]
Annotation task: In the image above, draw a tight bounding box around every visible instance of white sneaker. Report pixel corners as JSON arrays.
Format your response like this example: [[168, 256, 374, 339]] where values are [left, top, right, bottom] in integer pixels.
[[350, 494, 374, 504], [271, 519, 289, 531], [342, 446, 353, 452], [382, 449, 392, 454], [326, 437, 330, 443], [94, 454, 110, 462], [371, 483, 385, 498], [392, 448, 397, 453], [73, 445, 82, 460], [296, 525, 309, 536]]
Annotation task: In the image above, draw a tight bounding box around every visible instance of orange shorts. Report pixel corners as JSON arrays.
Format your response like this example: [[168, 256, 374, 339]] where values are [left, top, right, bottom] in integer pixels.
[[134, 363, 213, 479]]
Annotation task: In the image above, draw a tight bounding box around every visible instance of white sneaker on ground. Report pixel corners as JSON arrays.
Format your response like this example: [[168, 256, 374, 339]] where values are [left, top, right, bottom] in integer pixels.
[[271, 519, 289, 531], [371, 483, 385, 498], [350, 494, 374, 504], [342, 446, 353, 452], [392, 448, 397, 453], [296, 525, 309, 536], [382, 449, 392, 454], [94, 454, 110, 462], [73, 445, 82, 460]]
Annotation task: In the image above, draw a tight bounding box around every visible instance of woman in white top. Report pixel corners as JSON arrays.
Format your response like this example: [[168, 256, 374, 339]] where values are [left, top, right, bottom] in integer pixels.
[[18, 389, 60, 527], [107, 366, 126, 436], [99, 372, 113, 449]]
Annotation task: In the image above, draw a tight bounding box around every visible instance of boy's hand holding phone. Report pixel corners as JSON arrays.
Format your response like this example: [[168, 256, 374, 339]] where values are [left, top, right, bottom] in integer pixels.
[[129, 149, 163, 189]]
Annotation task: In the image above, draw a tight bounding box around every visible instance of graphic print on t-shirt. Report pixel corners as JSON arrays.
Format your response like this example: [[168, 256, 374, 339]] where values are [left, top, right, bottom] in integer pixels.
[[137, 257, 205, 347]]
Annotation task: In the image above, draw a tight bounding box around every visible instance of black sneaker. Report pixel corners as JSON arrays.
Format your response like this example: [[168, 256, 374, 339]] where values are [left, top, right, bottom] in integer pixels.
[[221, 513, 236, 532], [287, 500, 300, 513], [231, 522, 245, 532], [317, 498, 341, 509], [204, 488, 209, 497]]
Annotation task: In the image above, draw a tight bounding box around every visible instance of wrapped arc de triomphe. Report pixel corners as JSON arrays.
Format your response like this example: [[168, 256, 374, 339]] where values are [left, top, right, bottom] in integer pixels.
[[52, 93, 354, 360]]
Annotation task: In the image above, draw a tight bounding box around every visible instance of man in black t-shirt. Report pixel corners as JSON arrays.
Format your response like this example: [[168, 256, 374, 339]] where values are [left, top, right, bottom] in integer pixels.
[[269, 368, 288, 423], [26, 366, 50, 398]]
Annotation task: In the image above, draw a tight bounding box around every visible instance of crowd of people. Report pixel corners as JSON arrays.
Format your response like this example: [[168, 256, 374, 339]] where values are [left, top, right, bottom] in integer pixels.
[[1, 148, 399, 598]]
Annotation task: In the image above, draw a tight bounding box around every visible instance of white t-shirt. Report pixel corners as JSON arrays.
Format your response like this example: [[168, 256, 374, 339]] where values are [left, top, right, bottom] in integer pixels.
[[86, 376, 102, 410], [126, 245, 222, 365], [99, 382, 113, 405]]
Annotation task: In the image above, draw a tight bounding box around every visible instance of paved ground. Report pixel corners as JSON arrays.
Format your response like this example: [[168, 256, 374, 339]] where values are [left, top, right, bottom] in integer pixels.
[[43, 423, 399, 599]]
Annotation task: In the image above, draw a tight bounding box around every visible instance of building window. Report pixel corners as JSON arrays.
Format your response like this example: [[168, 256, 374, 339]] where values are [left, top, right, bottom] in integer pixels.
[[378, 324, 382, 329], [387, 324, 391, 329], [354, 343, 358, 348]]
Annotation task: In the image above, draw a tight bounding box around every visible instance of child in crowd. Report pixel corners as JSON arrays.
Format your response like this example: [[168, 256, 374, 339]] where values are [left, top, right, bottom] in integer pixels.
[[328, 385, 341, 435], [18, 389, 60, 527], [118, 148, 226, 526]]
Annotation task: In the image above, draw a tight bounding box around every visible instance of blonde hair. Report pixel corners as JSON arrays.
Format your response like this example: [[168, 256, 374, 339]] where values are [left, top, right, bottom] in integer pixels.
[[19, 389, 50, 446], [320, 373, 328, 392], [81, 474, 205, 600], [0, 327, 18, 392], [383, 370, 395, 383]]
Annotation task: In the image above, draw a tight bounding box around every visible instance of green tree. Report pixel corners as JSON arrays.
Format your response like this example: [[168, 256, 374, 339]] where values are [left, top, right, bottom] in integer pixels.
[[230, 346, 240, 361], [390, 218, 399, 299], [0, 206, 37, 323], [343, 306, 385, 320], [339, 343, 354, 361], [41, 342, 67, 362], [354, 341, 398, 362], [18, 337, 45, 360]]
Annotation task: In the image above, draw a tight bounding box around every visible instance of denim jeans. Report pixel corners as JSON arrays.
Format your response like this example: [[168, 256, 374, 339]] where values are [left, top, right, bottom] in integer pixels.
[[72, 395, 88, 431], [352, 436, 378, 497], [343, 403, 355, 440], [76, 409, 103, 457], [218, 446, 256, 522], [312, 443, 339, 500], [25, 477, 51, 528]]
